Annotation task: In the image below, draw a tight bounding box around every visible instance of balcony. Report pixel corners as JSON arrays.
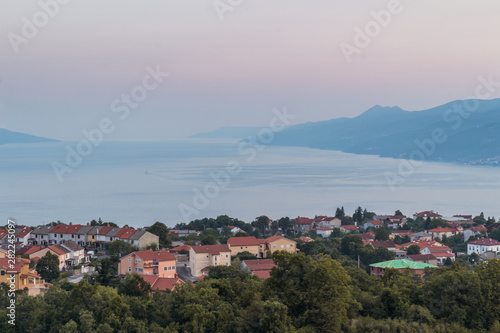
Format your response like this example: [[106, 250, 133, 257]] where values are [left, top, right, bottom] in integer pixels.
[[143, 260, 158, 268]]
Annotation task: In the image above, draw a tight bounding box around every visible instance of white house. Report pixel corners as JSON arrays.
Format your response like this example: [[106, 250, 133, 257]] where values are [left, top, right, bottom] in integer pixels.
[[363, 220, 383, 229], [467, 238, 500, 255], [316, 228, 333, 238]]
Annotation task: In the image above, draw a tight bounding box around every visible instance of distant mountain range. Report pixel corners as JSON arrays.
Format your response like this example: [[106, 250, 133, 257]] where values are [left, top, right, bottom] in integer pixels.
[[0, 128, 59, 145], [193, 98, 500, 166]]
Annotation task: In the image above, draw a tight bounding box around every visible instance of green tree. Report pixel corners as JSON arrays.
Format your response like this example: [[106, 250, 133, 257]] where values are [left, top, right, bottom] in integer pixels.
[[117, 273, 152, 298], [406, 244, 420, 255], [107, 240, 135, 259], [201, 234, 217, 245], [254, 216, 270, 235], [395, 210, 403, 216], [266, 251, 353, 331], [148, 221, 172, 248], [36, 252, 60, 282], [239, 300, 295, 333], [374, 228, 390, 241]]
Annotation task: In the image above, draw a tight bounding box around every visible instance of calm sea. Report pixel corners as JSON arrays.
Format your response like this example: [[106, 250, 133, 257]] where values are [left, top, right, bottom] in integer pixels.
[[1, 140, 499, 227]]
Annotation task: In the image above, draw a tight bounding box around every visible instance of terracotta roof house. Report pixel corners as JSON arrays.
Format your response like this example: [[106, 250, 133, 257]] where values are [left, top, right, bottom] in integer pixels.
[[363, 220, 384, 229], [169, 245, 192, 253], [414, 211, 442, 219], [294, 217, 316, 232], [140, 274, 180, 295], [463, 226, 487, 242], [49, 224, 85, 245], [427, 227, 459, 240], [241, 259, 276, 279], [370, 259, 436, 278], [227, 236, 262, 257], [263, 235, 297, 256], [0, 257, 46, 295], [189, 245, 231, 277], [368, 241, 398, 252], [315, 227, 334, 238], [467, 238, 500, 255], [15, 227, 32, 246], [119, 250, 177, 278], [408, 254, 438, 267], [298, 236, 314, 243], [340, 225, 358, 233]]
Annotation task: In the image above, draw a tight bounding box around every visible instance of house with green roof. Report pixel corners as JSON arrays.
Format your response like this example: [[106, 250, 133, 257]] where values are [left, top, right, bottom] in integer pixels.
[[369, 259, 437, 278]]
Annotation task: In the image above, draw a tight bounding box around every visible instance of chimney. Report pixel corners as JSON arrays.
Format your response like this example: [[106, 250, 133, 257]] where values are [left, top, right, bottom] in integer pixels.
[[69, 222, 72, 225]]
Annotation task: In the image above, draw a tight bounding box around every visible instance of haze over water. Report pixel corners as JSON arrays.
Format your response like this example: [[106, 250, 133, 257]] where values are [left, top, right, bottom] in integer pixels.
[[1, 140, 498, 227]]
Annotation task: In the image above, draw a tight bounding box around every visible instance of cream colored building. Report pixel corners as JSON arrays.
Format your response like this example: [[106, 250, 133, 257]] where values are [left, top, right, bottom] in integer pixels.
[[189, 244, 231, 277], [264, 235, 297, 256], [227, 237, 262, 257]]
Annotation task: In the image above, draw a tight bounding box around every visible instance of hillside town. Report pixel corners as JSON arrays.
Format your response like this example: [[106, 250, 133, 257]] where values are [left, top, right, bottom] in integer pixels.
[[3, 208, 500, 298]]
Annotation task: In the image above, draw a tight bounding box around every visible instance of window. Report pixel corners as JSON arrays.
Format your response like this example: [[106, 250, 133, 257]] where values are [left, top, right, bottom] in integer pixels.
[[72, 235, 74, 238], [128, 258, 131, 263], [164, 266, 168, 271], [226, 254, 229, 258], [128, 267, 131, 272], [273, 245, 276, 249], [226, 263, 229, 266], [78, 235, 80, 239], [281, 245, 284, 248], [60, 234, 63, 238], [286, 245, 290, 248], [41, 235, 44, 239], [0, 271, 5, 276]]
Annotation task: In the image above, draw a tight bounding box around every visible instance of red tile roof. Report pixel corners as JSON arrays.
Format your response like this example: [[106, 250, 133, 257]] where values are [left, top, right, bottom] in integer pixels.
[[131, 251, 176, 262], [96, 226, 113, 235], [369, 241, 397, 249], [468, 238, 500, 246], [169, 245, 192, 253], [243, 259, 275, 270], [415, 211, 442, 218], [17, 246, 42, 255], [295, 217, 315, 225], [368, 220, 384, 225], [408, 254, 437, 261], [116, 228, 137, 239], [341, 225, 358, 230], [16, 227, 32, 238], [253, 270, 272, 279], [266, 235, 287, 244], [191, 244, 230, 255], [48, 245, 68, 256], [0, 258, 30, 273], [0, 229, 7, 240], [50, 224, 84, 234], [227, 236, 262, 247], [140, 274, 180, 292]]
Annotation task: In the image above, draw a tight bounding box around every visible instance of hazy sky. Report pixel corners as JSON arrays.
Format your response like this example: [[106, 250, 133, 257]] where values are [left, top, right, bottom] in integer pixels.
[[1, 0, 500, 141]]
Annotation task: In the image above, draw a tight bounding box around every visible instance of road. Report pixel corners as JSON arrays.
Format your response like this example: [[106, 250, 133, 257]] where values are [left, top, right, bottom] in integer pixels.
[[176, 261, 197, 282]]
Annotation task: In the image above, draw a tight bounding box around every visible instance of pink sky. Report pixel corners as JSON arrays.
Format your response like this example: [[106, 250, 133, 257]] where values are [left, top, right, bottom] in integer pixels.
[[1, 0, 500, 140]]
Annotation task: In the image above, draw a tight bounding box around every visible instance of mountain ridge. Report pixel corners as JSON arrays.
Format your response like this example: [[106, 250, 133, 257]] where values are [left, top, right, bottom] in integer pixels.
[[0, 128, 59, 145]]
